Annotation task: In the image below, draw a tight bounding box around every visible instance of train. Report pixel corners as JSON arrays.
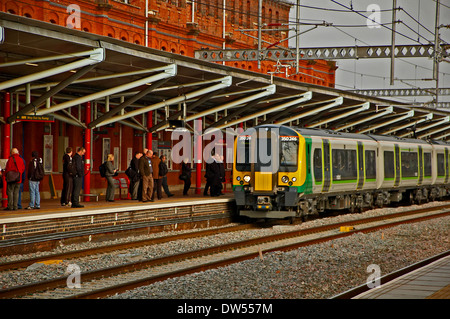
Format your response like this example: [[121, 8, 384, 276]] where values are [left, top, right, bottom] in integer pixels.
[[232, 124, 450, 220]]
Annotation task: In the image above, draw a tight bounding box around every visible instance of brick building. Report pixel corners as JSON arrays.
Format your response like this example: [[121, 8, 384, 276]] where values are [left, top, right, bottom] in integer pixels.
[[0, 0, 336, 202], [1, 0, 336, 86]]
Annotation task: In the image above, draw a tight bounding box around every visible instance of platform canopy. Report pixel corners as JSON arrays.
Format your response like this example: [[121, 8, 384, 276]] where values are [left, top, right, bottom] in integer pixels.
[[1, 13, 449, 141]]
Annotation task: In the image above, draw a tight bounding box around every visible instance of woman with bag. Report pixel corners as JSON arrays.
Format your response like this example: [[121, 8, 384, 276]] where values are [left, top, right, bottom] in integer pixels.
[[104, 154, 118, 202], [4, 148, 26, 211]]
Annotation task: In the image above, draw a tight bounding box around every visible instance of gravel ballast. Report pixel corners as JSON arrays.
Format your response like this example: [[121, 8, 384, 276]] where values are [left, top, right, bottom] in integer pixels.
[[0, 202, 449, 298], [111, 214, 449, 299]]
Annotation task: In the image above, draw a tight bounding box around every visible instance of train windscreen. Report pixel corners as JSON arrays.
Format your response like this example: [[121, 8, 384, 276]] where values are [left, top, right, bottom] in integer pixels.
[[280, 136, 299, 172], [235, 134, 298, 173]]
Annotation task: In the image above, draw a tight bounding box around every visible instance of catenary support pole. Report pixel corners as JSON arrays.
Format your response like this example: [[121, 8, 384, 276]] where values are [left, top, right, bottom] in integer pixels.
[[84, 102, 91, 202], [195, 118, 202, 194], [2, 92, 11, 207]]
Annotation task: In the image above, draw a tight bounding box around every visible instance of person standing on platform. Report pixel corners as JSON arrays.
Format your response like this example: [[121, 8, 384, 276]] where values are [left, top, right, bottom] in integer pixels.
[[4, 148, 26, 211], [151, 153, 162, 200], [209, 154, 222, 197], [27, 151, 44, 210], [180, 157, 192, 196], [159, 155, 174, 197], [104, 154, 118, 202], [136, 148, 148, 201], [203, 153, 213, 196], [17, 153, 26, 209], [139, 149, 154, 202], [218, 155, 226, 195], [128, 151, 142, 200], [71, 147, 86, 208], [61, 147, 74, 206]]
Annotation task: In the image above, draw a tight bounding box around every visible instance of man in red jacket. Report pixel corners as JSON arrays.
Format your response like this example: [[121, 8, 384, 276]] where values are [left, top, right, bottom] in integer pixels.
[[4, 148, 26, 211]]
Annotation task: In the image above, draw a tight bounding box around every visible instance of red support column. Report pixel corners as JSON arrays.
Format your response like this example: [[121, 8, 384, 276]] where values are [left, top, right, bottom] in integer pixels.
[[195, 119, 202, 194], [84, 102, 91, 201], [2, 93, 11, 207], [147, 111, 153, 150]]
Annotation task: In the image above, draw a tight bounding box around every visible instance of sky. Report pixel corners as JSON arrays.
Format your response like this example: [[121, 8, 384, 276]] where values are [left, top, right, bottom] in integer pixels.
[[288, 0, 450, 107]]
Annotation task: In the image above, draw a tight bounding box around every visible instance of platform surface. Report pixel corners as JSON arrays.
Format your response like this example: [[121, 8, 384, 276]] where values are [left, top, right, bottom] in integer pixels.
[[353, 255, 450, 299], [0, 190, 234, 224]]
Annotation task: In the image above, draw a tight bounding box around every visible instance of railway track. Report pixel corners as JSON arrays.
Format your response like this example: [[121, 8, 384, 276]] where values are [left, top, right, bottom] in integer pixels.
[[1, 203, 449, 299]]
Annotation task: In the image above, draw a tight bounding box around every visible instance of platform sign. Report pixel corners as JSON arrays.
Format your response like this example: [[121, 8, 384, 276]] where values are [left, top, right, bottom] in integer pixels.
[[0, 159, 7, 170], [16, 115, 55, 122]]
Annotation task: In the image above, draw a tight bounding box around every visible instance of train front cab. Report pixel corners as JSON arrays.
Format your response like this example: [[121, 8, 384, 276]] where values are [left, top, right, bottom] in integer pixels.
[[233, 125, 307, 219]]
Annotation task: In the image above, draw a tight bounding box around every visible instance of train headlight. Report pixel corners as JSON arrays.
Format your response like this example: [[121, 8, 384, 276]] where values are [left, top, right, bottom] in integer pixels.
[[281, 175, 289, 183], [292, 177, 297, 182], [243, 175, 251, 183], [236, 176, 241, 181]]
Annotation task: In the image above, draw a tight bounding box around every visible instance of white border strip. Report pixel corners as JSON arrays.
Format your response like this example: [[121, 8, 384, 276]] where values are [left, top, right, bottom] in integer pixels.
[[0, 198, 234, 224]]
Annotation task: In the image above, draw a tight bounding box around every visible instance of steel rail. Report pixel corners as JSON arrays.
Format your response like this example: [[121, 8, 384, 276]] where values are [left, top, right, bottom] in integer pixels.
[[0, 223, 254, 272], [0, 205, 448, 299], [71, 209, 450, 299]]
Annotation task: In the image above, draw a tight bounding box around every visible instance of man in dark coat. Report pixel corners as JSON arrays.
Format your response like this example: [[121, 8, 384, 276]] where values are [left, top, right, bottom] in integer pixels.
[[159, 155, 174, 197], [129, 151, 142, 200], [71, 147, 86, 208], [209, 154, 222, 197], [151, 153, 162, 200], [61, 147, 74, 206]]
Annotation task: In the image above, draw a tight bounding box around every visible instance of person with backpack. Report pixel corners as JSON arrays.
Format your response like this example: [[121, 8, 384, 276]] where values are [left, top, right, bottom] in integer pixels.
[[61, 147, 74, 207], [4, 148, 26, 211], [27, 151, 44, 210], [127, 151, 142, 200]]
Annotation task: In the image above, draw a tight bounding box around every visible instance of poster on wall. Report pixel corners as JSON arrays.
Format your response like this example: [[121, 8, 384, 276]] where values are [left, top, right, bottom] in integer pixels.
[[43, 135, 53, 173], [114, 147, 120, 171], [127, 148, 133, 169], [102, 138, 110, 163]]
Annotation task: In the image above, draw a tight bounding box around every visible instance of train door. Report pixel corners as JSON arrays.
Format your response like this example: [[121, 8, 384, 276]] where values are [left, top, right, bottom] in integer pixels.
[[252, 129, 277, 192], [357, 142, 364, 190], [322, 139, 331, 192], [394, 144, 400, 187], [418, 146, 423, 185], [445, 148, 449, 184]]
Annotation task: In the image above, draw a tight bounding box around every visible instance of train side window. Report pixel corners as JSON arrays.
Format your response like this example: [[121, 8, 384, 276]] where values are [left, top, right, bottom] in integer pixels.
[[401, 151, 418, 178], [437, 153, 445, 177], [332, 149, 357, 181], [424, 152, 432, 177], [384, 151, 395, 179], [365, 150, 376, 179], [313, 148, 322, 183]]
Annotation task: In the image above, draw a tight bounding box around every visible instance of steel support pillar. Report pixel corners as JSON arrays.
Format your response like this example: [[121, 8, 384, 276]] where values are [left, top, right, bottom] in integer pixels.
[[84, 102, 91, 202], [2, 92, 11, 207]]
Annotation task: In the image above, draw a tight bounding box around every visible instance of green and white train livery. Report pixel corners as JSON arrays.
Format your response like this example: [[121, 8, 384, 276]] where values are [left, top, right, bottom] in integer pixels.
[[233, 124, 450, 220]]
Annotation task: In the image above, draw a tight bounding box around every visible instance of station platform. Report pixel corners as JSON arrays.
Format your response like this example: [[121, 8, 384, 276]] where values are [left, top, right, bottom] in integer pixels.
[[353, 254, 450, 299], [0, 191, 235, 254]]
